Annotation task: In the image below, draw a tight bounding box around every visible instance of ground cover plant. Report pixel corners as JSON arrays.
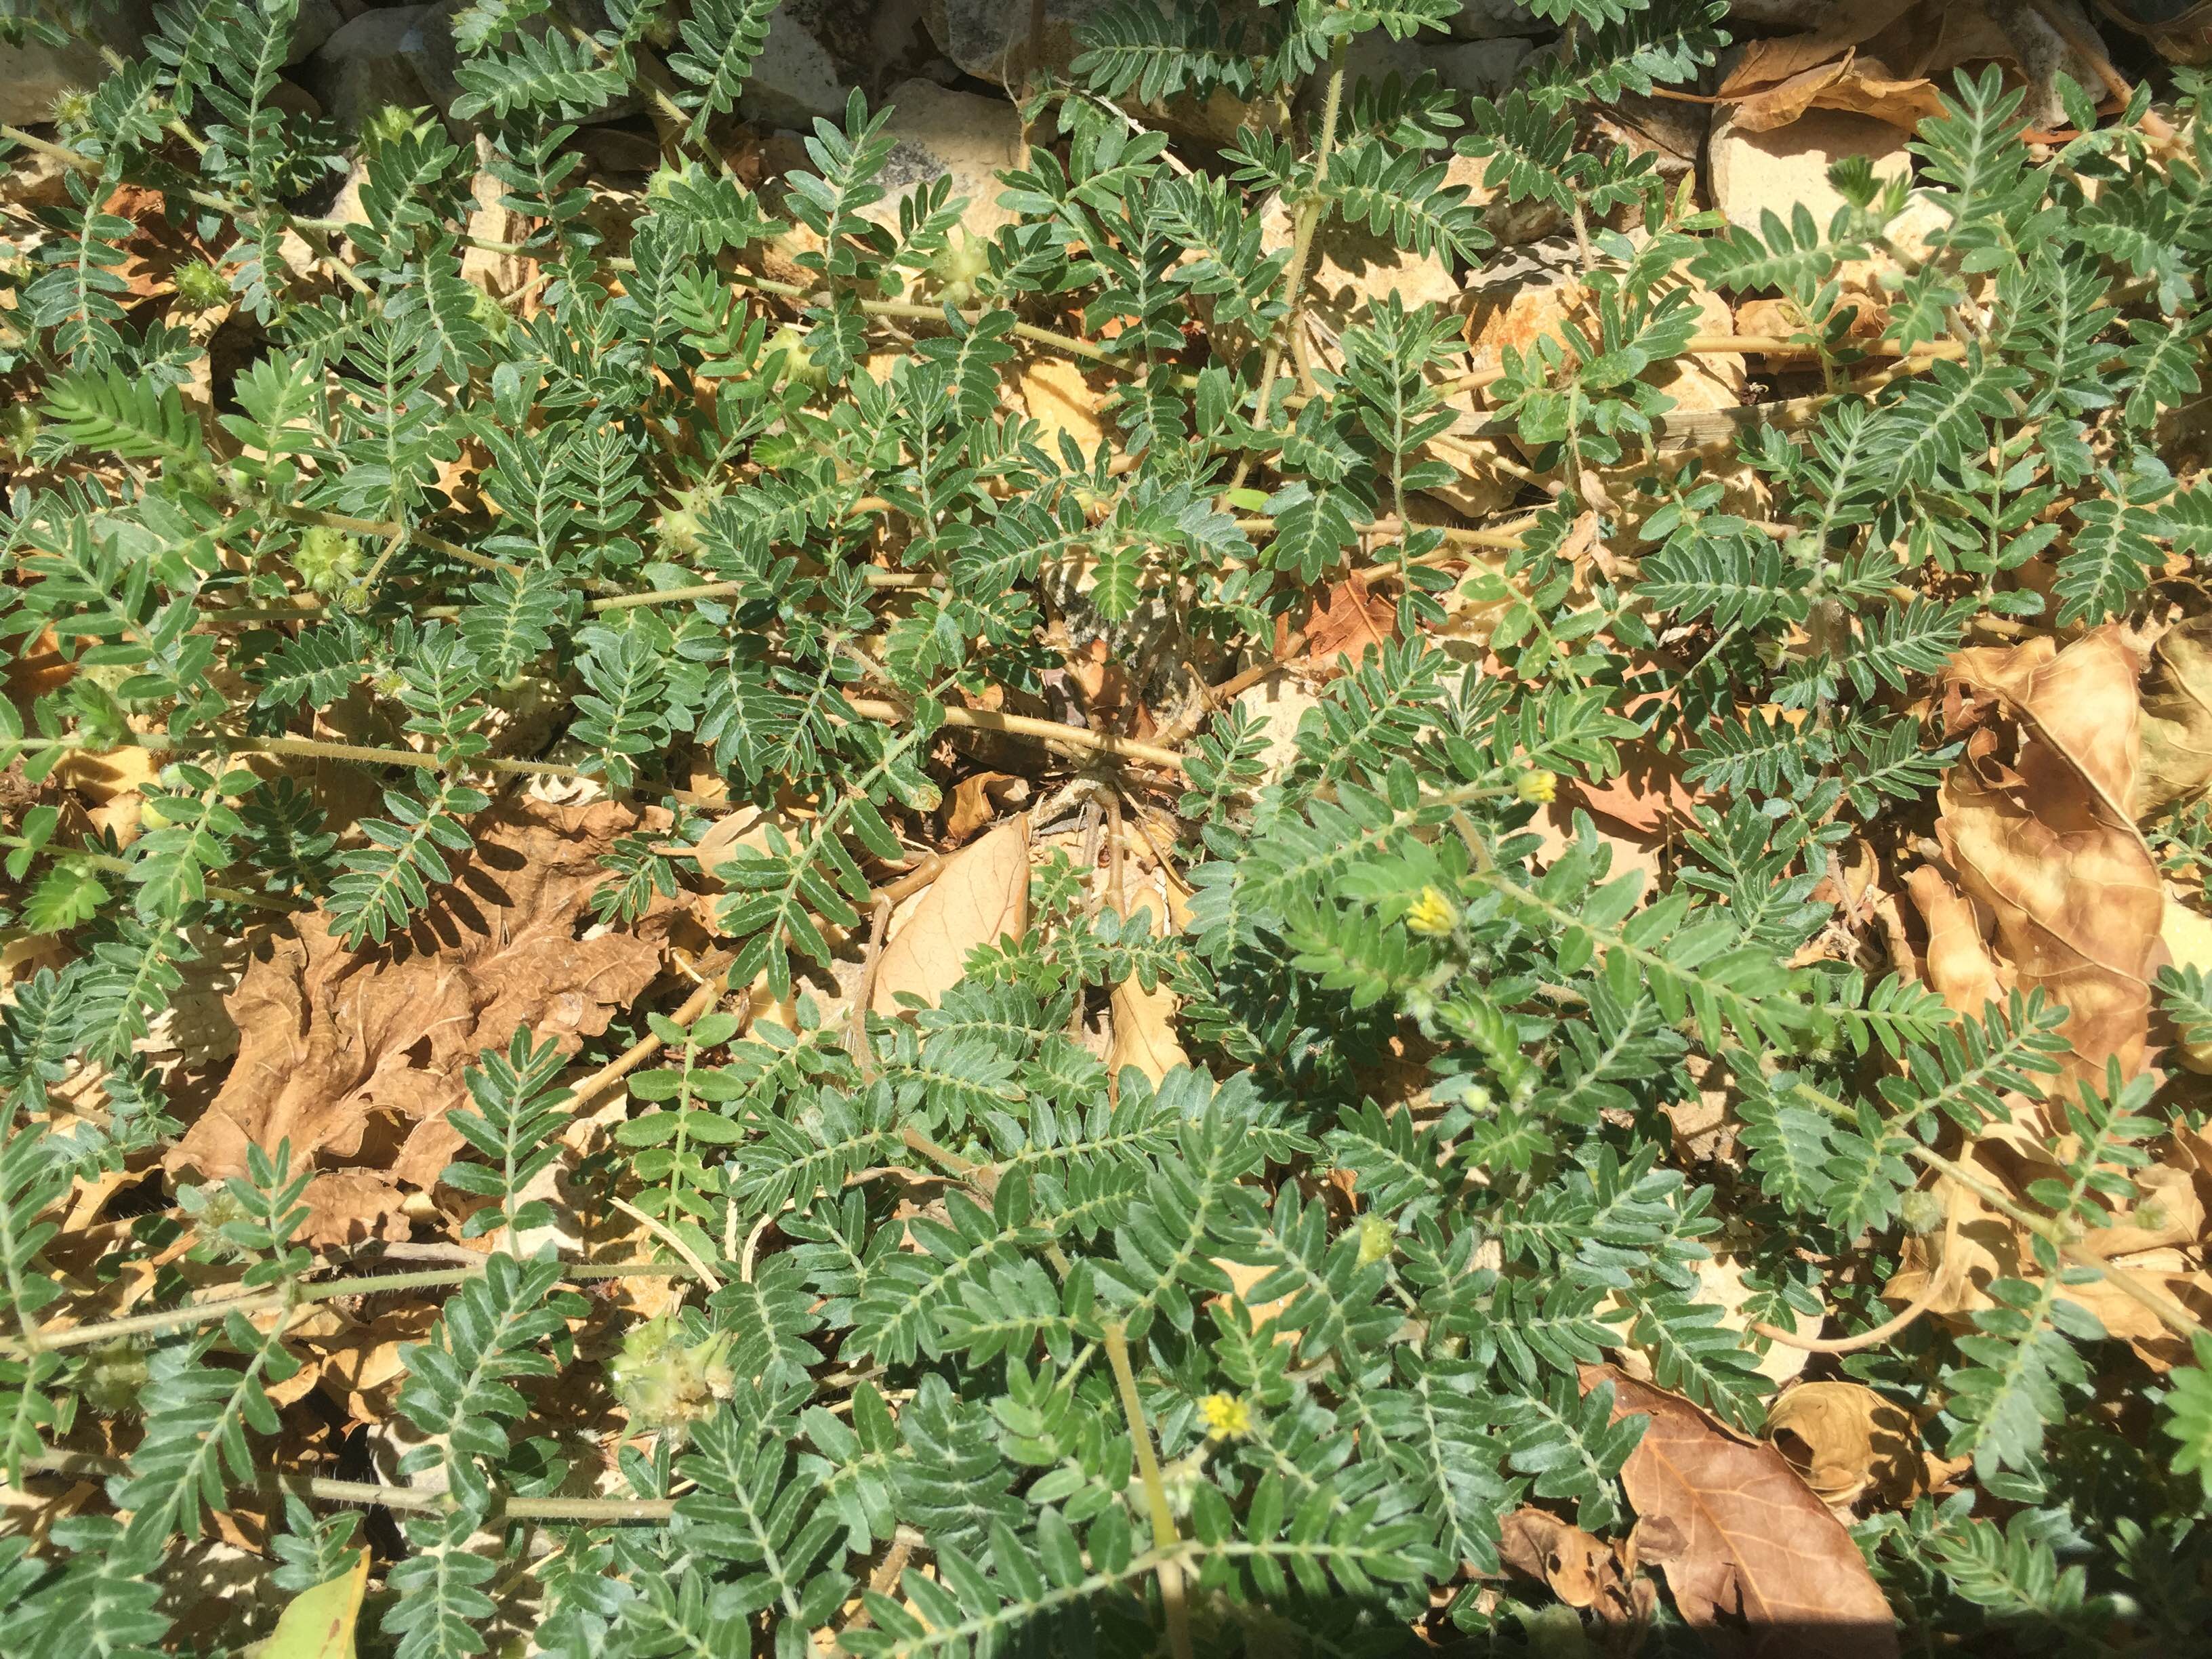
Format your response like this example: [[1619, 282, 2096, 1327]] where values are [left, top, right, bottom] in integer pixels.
[[2, 0, 2212, 1652]]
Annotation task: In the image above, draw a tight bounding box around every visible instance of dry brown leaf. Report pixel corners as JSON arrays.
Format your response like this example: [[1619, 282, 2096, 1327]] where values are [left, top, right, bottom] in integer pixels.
[[1498, 1507, 1654, 1633], [1904, 864, 2008, 1019], [1297, 571, 1398, 671], [1500, 1507, 1609, 1607], [2140, 614, 2212, 817], [1935, 628, 2165, 1099], [165, 798, 675, 1245], [1580, 1365, 1900, 1659], [1107, 886, 1189, 1086], [872, 814, 1031, 1015], [1717, 1, 2050, 133], [1693, 1252, 1821, 1386], [941, 771, 1029, 844], [1767, 1381, 1926, 1509]]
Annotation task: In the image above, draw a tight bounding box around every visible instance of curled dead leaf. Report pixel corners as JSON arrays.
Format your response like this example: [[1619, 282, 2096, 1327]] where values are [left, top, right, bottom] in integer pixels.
[[1498, 1507, 1656, 1635], [1767, 1380, 1926, 1509], [1579, 1365, 1900, 1659], [2142, 614, 2212, 817], [942, 771, 1029, 844]]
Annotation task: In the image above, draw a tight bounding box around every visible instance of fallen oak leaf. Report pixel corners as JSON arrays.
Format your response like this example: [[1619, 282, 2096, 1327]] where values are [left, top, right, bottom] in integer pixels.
[[941, 771, 1029, 845], [1904, 864, 2008, 1019], [166, 798, 678, 1246], [1578, 1364, 1900, 1659], [1107, 885, 1190, 1087], [261, 1548, 369, 1659], [1498, 1506, 1654, 1633]]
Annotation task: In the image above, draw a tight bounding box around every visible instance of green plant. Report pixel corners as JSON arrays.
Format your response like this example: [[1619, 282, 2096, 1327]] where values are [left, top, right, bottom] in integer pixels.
[[3, 0, 2211, 1654]]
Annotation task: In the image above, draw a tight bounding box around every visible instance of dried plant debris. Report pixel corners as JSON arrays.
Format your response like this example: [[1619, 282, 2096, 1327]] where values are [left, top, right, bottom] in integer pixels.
[[4, 1, 2212, 1655]]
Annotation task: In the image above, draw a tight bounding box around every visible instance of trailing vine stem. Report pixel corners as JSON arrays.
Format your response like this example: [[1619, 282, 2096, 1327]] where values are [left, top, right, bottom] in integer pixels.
[[0, 1261, 702, 1357]]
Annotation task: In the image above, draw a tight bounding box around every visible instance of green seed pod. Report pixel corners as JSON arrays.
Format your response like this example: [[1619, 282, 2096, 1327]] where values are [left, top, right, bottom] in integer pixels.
[[293, 524, 365, 598], [81, 1339, 152, 1417], [766, 325, 830, 392], [1355, 1214, 1396, 1267], [1900, 1186, 1946, 1236], [927, 229, 991, 308], [172, 260, 232, 311]]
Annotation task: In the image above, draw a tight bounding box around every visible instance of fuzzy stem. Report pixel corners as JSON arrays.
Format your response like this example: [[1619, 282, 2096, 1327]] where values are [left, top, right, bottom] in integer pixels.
[[1103, 1322, 1193, 1659], [0, 833, 290, 911], [20, 1448, 681, 1523], [0, 1261, 699, 1357]]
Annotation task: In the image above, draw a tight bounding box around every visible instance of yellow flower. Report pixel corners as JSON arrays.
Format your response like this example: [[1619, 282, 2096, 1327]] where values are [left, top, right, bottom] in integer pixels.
[[1515, 769, 1558, 804], [1404, 886, 1458, 937], [1199, 1392, 1253, 1440]]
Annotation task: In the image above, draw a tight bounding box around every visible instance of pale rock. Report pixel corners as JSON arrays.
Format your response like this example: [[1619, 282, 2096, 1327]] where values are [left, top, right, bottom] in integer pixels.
[[0, 1, 155, 126], [1463, 237, 1584, 385], [862, 78, 1026, 241], [0, 146, 74, 211], [289, 0, 347, 63], [1427, 36, 1534, 94], [1231, 674, 1321, 789], [924, 0, 1252, 144], [1449, 0, 1542, 38], [1593, 90, 1706, 192], [924, 0, 1103, 84], [1258, 153, 1516, 518], [741, 0, 861, 130], [1708, 106, 1911, 233], [1656, 279, 1744, 414], [301, 4, 461, 131]]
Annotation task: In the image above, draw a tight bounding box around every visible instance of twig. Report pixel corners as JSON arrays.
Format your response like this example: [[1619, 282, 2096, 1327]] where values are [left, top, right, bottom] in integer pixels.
[[567, 958, 739, 1112], [848, 895, 895, 1077], [0, 1261, 698, 1357], [1753, 1185, 1961, 1355], [844, 699, 1185, 772], [1795, 1084, 2212, 1343], [605, 1195, 724, 1293], [2019, 0, 2177, 147], [20, 1449, 678, 1523]]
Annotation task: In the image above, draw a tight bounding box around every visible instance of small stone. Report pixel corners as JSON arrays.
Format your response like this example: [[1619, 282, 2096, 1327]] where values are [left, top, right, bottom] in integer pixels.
[[1593, 90, 1706, 194], [289, 0, 347, 64], [924, 0, 1099, 83], [923, 0, 1252, 143], [1259, 153, 1519, 520], [1708, 106, 1910, 232], [567, 122, 661, 176], [1426, 37, 1534, 95], [739, 1, 859, 131], [300, 5, 459, 131], [0, 1, 155, 127], [1448, 0, 1542, 39], [267, 78, 323, 122], [862, 79, 1027, 241]]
